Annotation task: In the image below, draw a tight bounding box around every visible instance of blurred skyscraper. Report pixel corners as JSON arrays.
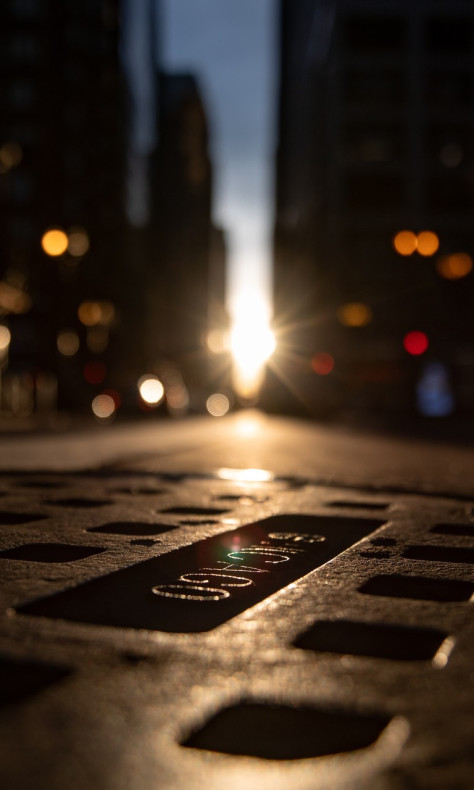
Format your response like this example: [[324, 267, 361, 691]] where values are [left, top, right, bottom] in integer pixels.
[[0, 0, 126, 412], [145, 71, 228, 400], [272, 0, 474, 416]]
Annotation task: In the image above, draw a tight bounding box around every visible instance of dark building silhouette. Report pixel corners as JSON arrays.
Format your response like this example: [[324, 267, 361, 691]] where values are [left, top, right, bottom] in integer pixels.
[[272, 0, 474, 416], [139, 71, 228, 401], [150, 74, 212, 359], [0, 0, 126, 412]]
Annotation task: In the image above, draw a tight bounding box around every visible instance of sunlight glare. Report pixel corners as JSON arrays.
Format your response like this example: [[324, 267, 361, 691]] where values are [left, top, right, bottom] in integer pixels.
[[230, 297, 276, 400], [217, 467, 274, 483], [235, 412, 261, 436]]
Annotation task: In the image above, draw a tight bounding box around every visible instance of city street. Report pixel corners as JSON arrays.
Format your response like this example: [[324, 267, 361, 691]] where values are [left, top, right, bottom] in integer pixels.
[[2, 0, 474, 786], [0, 412, 473, 788]]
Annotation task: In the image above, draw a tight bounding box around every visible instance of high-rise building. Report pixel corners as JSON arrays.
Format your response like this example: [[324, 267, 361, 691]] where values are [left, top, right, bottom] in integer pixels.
[[272, 0, 474, 416], [143, 71, 228, 400], [0, 0, 126, 412]]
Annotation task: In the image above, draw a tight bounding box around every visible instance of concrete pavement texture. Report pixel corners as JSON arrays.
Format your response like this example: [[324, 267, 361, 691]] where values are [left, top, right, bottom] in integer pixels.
[[0, 411, 473, 789]]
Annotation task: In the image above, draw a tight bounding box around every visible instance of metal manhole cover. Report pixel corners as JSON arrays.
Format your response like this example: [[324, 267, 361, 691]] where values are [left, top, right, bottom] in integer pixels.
[[0, 466, 472, 789]]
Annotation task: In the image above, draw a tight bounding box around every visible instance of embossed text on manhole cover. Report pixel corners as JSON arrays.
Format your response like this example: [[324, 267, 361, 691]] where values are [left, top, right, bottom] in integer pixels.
[[17, 514, 384, 633]]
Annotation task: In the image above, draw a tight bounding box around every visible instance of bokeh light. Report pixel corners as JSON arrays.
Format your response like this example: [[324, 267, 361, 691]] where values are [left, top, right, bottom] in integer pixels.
[[77, 301, 114, 327], [0, 142, 22, 173], [67, 228, 90, 257], [57, 330, 79, 357], [235, 412, 261, 436], [337, 302, 372, 327], [0, 281, 31, 314], [312, 352, 334, 375], [417, 231, 439, 257], [41, 228, 68, 257], [97, 301, 115, 325], [393, 230, 417, 256], [78, 301, 102, 326], [207, 328, 229, 354], [91, 394, 115, 420], [86, 327, 109, 353], [166, 384, 189, 413], [417, 362, 455, 417], [138, 375, 165, 405], [436, 253, 472, 280], [103, 389, 122, 408], [206, 393, 230, 416], [404, 331, 429, 356], [0, 325, 11, 351]]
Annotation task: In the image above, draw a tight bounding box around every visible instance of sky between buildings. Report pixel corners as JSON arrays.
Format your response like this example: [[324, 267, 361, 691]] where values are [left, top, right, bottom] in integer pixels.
[[161, 0, 278, 323]]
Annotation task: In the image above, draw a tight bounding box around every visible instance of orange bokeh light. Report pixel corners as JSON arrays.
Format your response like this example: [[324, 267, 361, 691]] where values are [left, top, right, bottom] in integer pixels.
[[436, 253, 472, 280], [393, 230, 417, 256], [417, 231, 439, 257], [41, 229, 68, 257]]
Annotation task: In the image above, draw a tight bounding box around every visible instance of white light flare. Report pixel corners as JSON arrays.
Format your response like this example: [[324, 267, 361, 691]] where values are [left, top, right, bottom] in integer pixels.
[[138, 375, 165, 406]]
